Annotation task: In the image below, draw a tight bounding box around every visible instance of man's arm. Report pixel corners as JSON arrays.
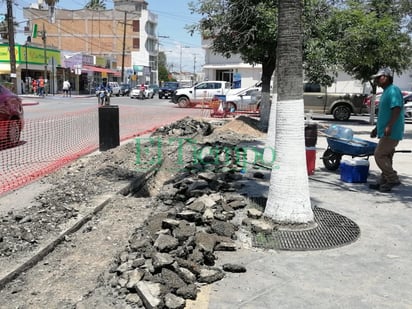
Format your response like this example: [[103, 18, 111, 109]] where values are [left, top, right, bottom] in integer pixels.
[[384, 106, 401, 136]]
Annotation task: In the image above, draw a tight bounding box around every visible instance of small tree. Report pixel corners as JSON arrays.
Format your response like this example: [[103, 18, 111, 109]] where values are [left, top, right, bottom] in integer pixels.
[[189, 0, 277, 131], [330, 1, 412, 122]]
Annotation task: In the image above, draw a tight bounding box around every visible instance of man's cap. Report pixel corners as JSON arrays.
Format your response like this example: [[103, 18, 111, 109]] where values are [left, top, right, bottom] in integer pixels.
[[371, 67, 393, 78]]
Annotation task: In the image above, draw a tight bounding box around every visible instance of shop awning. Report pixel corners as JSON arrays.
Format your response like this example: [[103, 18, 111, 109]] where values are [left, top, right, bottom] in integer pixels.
[[82, 65, 119, 75]]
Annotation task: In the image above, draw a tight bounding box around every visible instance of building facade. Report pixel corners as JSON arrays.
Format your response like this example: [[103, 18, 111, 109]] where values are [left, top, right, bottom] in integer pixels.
[[22, 0, 158, 89], [202, 39, 263, 89]]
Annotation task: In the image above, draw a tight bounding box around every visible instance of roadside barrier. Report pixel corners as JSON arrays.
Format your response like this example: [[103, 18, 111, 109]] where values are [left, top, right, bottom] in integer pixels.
[[0, 106, 161, 196]]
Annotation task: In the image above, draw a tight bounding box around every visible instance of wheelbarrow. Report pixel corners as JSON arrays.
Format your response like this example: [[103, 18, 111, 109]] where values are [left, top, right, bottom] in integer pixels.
[[322, 135, 411, 171], [322, 137, 377, 170]]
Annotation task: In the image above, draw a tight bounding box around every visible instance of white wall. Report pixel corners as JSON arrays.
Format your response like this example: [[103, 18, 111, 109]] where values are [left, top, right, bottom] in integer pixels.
[[395, 68, 412, 91]]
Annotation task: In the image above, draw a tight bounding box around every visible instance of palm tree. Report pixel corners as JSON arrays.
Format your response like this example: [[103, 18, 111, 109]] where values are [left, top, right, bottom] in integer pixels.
[[264, 0, 314, 224], [44, 0, 58, 6], [44, 0, 59, 23], [85, 0, 106, 10]]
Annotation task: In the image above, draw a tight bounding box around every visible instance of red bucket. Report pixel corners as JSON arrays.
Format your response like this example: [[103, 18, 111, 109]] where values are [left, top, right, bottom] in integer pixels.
[[306, 147, 316, 175]]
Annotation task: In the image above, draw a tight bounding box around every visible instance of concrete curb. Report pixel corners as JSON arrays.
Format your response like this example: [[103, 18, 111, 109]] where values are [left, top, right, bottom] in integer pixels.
[[22, 101, 39, 106], [0, 168, 156, 290]]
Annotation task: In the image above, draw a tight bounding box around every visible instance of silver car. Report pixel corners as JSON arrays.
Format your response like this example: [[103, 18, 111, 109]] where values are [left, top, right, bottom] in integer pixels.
[[224, 87, 262, 112], [130, 86, 154, 99], [404, 94, 412, 118]]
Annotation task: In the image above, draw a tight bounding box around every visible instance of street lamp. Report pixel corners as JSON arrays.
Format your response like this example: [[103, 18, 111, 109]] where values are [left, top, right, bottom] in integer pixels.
[[192, 53, 198, 85], [179, 44, 190, 82], [156, 35, 169, 85]]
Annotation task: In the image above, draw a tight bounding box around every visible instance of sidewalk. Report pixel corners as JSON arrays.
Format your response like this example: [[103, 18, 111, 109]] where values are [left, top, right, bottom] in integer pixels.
[[1, 116, 411, 308], [20, 93, 95, 106], [188, 120, 412, 309]]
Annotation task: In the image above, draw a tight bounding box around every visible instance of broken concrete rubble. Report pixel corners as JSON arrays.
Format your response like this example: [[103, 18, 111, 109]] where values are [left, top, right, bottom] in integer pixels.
[[106, 117, 272, 308]]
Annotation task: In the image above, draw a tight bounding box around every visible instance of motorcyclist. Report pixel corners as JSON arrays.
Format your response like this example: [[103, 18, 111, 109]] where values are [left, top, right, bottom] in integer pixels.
[[139, 83, 146, 99], [99, 79, 112, 94], [97, 79, 112, 105]]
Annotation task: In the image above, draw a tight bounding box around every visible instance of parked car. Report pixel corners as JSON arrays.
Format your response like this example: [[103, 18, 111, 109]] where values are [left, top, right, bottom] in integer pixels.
[[130, 85, 154, 99], [146, 87, 155, 98], [172, 81, 232, 107], [108, 82, 121, 96], [364, 91, 411, 114], [363, 92, 382, 114], [95, 81, 121, 97], [302, 83, 366, 121], [0, 84, 24, 148], [224, 86, 262, 112], [404, 93, 412, 118], [119, 83, 131, 96], [159, 82, 180, 99]]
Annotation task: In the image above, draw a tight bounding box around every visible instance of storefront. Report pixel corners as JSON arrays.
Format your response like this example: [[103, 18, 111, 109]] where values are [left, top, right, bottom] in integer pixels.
[[1, 44, 121, 95], [62, 54, 120, 94], [0, 43, 62, 95]]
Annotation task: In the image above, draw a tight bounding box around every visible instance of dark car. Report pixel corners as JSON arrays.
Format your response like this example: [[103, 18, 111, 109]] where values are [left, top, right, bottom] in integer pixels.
[[119, 83, 131, 96], [159, 82, 180, 99], [0, 84, 24, 148]]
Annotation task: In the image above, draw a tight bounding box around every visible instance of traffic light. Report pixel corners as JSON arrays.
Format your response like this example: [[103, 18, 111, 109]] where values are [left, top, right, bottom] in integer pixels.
[[32, 24, 37, 39]]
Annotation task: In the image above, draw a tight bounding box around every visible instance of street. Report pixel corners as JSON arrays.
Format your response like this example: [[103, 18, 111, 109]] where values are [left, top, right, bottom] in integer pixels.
[[0, 95, 205, 195]]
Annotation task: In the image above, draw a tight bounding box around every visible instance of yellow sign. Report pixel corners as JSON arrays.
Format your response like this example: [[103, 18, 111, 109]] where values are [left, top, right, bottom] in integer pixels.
[[0, 45, 17, 62], [0, 44, 61, 66], [95, 56, 106, 67]]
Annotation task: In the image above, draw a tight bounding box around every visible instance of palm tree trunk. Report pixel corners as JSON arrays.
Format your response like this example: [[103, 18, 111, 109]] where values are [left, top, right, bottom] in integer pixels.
[[264, 0, 314, 224]]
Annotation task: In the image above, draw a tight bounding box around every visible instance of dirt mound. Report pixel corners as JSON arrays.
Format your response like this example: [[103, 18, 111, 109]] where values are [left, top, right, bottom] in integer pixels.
[[215, 116, 265, 138]]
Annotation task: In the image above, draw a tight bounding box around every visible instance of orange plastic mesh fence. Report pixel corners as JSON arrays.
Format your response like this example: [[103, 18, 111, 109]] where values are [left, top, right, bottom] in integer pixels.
[[0, 106, 166, 196]]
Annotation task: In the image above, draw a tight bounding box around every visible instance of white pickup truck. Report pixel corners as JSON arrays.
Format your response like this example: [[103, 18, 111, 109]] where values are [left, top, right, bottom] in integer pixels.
[[171, 81, 233, 107]]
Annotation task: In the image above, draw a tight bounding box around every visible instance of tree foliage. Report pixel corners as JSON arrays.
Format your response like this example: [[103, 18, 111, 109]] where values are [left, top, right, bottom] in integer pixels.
[[188, 0, 277, 130], [85, 0, 106, 10], [158, 51, 170, 82], [330, 0, 412, 88], [189, 0, 412, 93]]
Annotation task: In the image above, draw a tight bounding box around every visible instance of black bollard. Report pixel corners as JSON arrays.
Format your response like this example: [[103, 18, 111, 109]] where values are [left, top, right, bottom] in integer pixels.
[[304, 123, 318, 147], [98, 105, 120, 151]]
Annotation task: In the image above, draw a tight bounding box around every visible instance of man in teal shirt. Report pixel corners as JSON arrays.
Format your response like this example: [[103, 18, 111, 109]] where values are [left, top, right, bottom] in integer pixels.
[[370, 67, 404, 192]]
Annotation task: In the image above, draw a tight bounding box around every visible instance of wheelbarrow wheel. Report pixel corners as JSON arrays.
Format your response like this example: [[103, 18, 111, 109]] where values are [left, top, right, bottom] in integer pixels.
[[322, 149, 342, 171]]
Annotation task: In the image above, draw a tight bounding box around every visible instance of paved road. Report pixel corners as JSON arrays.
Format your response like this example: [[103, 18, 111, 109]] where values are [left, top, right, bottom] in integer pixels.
[[0, 95, 207, 195]]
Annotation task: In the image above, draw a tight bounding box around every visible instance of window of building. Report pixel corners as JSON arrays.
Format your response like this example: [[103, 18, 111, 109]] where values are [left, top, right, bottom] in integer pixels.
[[133, 20, 140, 32], [216, 70, 233, 84], [133, 38, 140, 49]]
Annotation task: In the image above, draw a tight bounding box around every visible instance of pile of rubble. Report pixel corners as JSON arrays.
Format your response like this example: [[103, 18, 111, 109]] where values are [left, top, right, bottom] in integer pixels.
[[106, 117, 273, 308], [152, 117, 213, 137]]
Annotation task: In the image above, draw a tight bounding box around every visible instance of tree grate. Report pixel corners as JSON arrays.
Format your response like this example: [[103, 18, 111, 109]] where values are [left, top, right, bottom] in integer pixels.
[[250, 198, 360, 251]]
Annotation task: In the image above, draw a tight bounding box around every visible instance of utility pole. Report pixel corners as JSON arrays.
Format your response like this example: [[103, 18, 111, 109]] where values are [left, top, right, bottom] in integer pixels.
[[193, 54, 197, 83], [179, 44, 189, 82], [6, 0, 17, 92], [42, 23, 47, 84], [121, 11, 126, 83]]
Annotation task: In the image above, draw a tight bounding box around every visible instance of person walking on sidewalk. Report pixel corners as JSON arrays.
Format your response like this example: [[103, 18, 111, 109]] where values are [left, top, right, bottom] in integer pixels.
[[62, 80, 71, 97], [38, 77, 45, 97], [369, 67, 404, 192]]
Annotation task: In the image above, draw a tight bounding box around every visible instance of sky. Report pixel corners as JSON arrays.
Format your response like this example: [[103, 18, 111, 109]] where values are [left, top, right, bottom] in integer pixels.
[[2, 0, 204, 72]]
